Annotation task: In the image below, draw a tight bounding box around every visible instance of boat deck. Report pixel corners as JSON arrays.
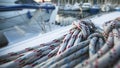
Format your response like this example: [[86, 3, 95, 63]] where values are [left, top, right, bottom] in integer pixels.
[[0, 11, 120, 56]]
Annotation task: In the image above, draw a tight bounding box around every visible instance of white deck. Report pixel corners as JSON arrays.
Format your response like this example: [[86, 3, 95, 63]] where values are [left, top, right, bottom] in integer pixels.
[[0, 11, 120, 56], [90, 11, 120, 28]]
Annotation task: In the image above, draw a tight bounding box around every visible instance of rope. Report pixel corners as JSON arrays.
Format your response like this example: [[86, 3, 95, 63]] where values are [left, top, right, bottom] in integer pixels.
[[0, 18, 120, 68]]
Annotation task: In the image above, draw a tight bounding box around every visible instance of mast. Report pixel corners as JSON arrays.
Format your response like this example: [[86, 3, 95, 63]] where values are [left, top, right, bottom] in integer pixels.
[[68, 0, 70, 4], [72, 0, 74, 4], [57, 0, 60, 6], [42, 0, 44, 2]]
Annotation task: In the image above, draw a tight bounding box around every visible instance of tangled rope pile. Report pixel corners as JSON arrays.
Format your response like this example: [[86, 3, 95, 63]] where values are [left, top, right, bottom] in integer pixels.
[[0, 17, 120, 68]]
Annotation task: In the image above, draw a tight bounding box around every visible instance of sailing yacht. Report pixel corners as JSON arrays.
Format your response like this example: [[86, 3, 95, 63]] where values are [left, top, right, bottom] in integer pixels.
[[81, 3, 92, 11], [64, 3, 72, 11], [71, 2, 80, 11], [0, 0, 61, 46], [101, 4, 111, 12]]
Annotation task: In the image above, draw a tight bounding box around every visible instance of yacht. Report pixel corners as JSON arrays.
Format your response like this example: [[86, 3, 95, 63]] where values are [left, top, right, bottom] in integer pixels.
[[0, 0, 61, 46], [81, 3, 91, 11], [71, 2, 80, 11], [64, 3, 72, 11]]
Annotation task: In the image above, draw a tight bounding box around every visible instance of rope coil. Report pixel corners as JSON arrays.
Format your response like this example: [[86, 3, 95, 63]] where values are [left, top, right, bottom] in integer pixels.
[[0, 18, 120, 68]]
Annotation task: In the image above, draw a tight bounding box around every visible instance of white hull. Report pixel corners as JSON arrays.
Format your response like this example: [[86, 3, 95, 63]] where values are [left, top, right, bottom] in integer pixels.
[[71, 2, 80, 11], [81, 3, 91, 11]]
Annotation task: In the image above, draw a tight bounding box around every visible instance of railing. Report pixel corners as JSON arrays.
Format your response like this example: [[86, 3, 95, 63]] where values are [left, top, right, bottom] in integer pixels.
[[0, 4, 55, 11]]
